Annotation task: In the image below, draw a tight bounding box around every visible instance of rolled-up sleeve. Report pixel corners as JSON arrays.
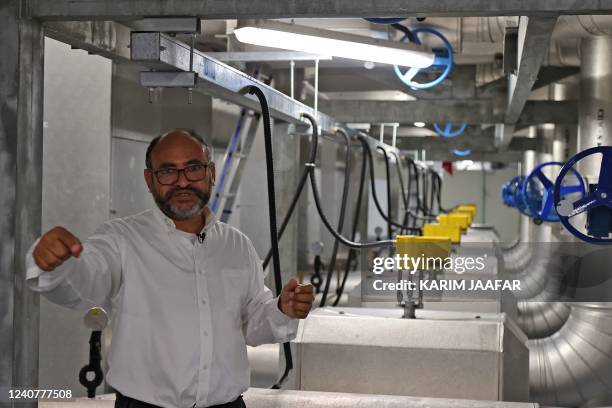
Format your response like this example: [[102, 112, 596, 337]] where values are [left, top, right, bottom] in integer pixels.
[[241, 241, 299, 346], [25, 222, 123, 311]]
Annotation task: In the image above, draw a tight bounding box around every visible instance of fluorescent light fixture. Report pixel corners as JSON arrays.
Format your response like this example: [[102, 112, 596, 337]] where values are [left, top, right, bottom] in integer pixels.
[[234, 20, 435, 68], [414, 121, 426, 128]]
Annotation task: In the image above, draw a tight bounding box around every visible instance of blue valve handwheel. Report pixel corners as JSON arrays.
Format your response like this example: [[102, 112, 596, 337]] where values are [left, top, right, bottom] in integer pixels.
[[554, 146, 612, 244], [513, 177, 532, 217], [523, 161, 586, 223], [434, 123, 468, 138], [452, 149, 471, 157], [393, 27, 454, 90], [501, 182, 512, 207], [501, 176, 524, 208]]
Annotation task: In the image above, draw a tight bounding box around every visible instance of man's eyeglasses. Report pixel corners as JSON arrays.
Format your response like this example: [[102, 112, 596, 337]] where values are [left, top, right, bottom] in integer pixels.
[[150, 163, 211, 185]]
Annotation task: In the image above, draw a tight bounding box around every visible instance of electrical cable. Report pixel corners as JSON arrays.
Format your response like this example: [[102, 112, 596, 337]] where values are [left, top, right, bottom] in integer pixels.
[[303, 117, 394, 249], [377, 147, 394, 240], [398, 156, 434, 226], [390, 23, 416, 43], [243, 85, 292, 389], [261, 118, 317, 269], [432, 171, 453, 213], [332, 129, 369, 306], [319, 129, 352, 306], [390, 151, 410, 233], [357, 134, 422, 233]]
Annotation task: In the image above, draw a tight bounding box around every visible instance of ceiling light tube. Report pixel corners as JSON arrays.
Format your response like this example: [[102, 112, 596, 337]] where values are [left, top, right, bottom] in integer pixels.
[[234, 20, 435, 68]]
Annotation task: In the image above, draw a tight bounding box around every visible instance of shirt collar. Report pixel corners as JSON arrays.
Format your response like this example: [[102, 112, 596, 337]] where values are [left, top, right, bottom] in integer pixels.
[[152, 205, 217, 235]]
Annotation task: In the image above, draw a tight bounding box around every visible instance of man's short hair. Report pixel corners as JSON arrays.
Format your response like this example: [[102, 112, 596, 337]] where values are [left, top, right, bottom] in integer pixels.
[[145, 129, 213, 170]]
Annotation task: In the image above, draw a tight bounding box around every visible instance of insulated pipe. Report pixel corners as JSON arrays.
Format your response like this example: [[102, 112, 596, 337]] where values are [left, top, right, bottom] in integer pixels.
[[529, 304, 612, 407], [511, 252, 573, 339], [535, 126, 555, 243], [509, 254, 564, 301], [517, 301, 571, 340], [521, 130, 537, 244], [502, 239, 574, 339], [525, 33, 612, 408], [502, 242, 533, 274], [579, 36, 612, 178]]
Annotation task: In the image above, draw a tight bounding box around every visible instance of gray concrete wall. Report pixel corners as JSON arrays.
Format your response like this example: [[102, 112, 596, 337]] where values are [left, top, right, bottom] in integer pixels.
[[40, 37, 112, 395]]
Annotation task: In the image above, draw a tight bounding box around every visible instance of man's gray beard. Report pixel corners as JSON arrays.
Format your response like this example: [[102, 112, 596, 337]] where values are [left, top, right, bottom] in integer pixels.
[[153, 186, 210, 220]]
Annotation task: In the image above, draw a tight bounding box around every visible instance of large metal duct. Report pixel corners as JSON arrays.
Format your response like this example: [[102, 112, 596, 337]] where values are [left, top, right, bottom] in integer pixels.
[[527, 35, 612, 406], [579, 36, 612, 163], [529, 304, 612, 407], [511, 253, 572, 339], [502, 242, 533, 274], [517, 301, 571, 340]]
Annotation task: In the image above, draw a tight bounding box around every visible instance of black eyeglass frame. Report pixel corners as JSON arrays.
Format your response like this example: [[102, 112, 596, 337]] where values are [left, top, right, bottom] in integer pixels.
[[149, 162, 212, 185]]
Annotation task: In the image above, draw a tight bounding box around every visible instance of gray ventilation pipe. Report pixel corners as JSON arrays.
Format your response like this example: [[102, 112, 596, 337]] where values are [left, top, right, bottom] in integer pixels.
[[502, 242, 533, 274], [501, 232, 612, 406], [511, 253, 572, 339], [529, 304, 612, 407], [501, 239, 571, 339]]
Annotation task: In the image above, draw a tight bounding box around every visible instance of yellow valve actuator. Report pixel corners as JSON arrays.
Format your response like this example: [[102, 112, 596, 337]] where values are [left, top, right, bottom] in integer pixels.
[[455, 204, 477, 220], [395, 235, 452, 261], [437, 213, 471, 231], [422, 223, 462, 244]]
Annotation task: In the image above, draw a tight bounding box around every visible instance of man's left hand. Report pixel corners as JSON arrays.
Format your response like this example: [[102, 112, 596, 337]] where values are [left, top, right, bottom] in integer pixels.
[[279, 278, 315, 319]]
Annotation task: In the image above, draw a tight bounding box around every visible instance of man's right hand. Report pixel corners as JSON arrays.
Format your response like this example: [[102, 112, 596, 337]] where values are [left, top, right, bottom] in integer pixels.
[[33, 227, 82, 271]]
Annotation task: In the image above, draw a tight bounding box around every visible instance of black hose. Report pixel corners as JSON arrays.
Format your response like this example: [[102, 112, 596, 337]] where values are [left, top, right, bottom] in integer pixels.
[[432, 171, 453, 213], [390, 151, 409, 232], [302, 118, 394, 249], [428, 170, 437, 215], [332, 130, 369, 306], [319, 129, 352, 307], [405, 157, 419, 230], [357, 134, 421, 234], [261, 117, 318, 269], [377, 147, 394, 240], [404, 159, 438, 226], [391, 23, 416, 43], [244, 85, 292, 389]]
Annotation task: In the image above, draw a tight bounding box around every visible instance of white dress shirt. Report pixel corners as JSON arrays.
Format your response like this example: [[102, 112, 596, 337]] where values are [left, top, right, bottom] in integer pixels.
[[26, 207, 298, 408]]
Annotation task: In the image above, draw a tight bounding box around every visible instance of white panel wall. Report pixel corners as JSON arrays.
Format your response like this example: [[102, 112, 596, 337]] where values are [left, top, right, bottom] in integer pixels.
[[40, 37, 112, 395], [441, 167, 521, 242]]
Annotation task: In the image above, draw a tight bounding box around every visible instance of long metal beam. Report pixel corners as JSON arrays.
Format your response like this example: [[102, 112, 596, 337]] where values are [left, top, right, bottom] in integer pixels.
[[501, 16, 558, 147], [532, 66, 580, 91], [315, 66, 494, 101], [42, 22, 403, 157], [322, 100, 577, 126], [131, 31, 338, 133], [44, 21, 132, 62], [419, 150, 524, 163], [395, 135, 536, 152], [26, 0, 612, 20]]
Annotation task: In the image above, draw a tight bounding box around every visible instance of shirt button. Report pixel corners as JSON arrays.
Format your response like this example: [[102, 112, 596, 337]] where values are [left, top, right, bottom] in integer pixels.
[[201, 299, 206, 305], [203, 364, 208, 370], [203, 331, 208, 336]]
